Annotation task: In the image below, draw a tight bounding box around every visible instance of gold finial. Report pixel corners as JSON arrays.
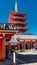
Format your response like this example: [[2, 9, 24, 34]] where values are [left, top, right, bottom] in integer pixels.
[[15, 0, 18, 12]]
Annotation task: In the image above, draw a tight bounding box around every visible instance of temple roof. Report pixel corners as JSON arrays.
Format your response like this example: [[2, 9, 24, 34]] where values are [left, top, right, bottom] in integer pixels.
[[10, 16, 26, 22], [10, 11, 26, 17], [11, 22, 28, 27], [6, 38, 18, 43], [10, 21, 27, 24], [14, 27, 29, 32], [13, 34, 37, 40]]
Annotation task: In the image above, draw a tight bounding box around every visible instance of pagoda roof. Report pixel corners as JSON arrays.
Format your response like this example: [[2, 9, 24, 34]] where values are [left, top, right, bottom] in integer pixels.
[[10, 16, 26, 22], [11, 21, 28, 26], [14, 27, 29, 32], [10, 11, 26, 17], [19, 28, 29, 32]]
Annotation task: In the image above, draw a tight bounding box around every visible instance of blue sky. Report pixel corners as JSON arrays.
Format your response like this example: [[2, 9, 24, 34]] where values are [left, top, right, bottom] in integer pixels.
[[0, 0, 37, 35]]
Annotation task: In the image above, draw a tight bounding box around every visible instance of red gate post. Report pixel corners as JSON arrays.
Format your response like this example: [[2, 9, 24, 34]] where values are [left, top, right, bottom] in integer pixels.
[[18, 44, 20, 50], [0, 36, 5, 61], [23, 40, 26, 49]]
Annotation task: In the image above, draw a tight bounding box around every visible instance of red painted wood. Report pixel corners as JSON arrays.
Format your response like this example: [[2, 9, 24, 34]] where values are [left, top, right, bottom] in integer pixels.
[[0, 37, 5, 61], [10, 11, 26, 17], [18, 44, 20, 50]]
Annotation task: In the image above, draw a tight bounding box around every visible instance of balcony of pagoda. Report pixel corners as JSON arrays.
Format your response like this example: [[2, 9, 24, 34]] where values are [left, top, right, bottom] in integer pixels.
[[10, 11, 26, 17], [13, 24, 26, 27], [18, 28, 29, 32], [10, 21, 28, 27], [10, 16, 26, 22], [13, 27, 29, 32]]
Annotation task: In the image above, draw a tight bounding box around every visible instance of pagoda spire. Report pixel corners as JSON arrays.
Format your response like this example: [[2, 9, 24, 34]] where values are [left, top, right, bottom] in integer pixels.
[[15, 0, 18, 12]]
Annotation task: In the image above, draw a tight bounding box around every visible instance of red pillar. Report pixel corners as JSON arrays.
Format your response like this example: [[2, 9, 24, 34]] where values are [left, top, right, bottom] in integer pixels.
[[8, 43, 11, 51], [0, 37, 5, 61], [31, 40, 32, 49], [36, 41, 37, 48], [23, 41, 26, 49], [21, 43, 23, 49], [18, 44, 20, 50]]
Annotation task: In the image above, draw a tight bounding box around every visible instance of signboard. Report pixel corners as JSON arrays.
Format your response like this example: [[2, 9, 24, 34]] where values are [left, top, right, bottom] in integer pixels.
[[0, 23, 19, 30]]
